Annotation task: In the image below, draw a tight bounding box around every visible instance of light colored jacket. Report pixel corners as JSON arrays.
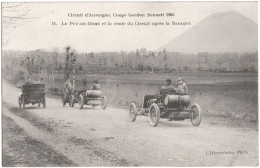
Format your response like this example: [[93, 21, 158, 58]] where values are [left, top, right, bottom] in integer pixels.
[[177, 83, 188, 95]]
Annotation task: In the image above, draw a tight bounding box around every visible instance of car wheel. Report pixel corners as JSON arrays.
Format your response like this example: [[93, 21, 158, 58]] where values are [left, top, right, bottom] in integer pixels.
[[18, 96, 21, 108], [70, 95, 75, 107], [79, 94, 84, 109], [149, 103, 160, 127], [62, 95, 66, 106], [190, 103, 201, 126], [129, 103, 137, 122], [21, 96, 25, 109], [101, 96, 107, 110], [43, 97, 46, 108]]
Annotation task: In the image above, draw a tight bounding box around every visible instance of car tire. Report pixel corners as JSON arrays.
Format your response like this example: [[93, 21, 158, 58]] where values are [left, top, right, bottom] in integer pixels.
[[70, 95, 75, 107], [129, 103, 137, 122], [190, 103, 201, 126], [62, 95, 66, 106], [43, 97, 46, 108], [149, 103, 160, 127], [79, 94, 84, 109], [21, 96, 25, 109], [101, 96, 107, 110], [18, 96, 21, 108]]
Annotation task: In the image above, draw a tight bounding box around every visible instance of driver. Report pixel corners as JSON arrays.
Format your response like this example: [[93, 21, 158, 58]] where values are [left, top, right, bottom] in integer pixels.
[[160, 79, 177, 96], [93, 80, 101, 90], [24, 76, 33, 84]]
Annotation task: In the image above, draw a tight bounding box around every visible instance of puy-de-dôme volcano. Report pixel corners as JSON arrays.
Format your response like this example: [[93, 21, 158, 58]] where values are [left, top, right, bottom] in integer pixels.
[[159, 11, 258, 53]]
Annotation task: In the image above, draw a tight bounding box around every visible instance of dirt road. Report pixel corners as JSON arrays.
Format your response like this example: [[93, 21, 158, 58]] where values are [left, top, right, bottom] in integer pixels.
[[2, 81, 258, 166]]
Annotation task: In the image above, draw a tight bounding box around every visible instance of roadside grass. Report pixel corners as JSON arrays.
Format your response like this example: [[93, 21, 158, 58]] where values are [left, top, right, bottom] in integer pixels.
[[2, 115, 76, 167], [3, 103, 139, 166], [3, 102, 58, 133], [9, 72, 259, 122], [44, 76, 258, 122]]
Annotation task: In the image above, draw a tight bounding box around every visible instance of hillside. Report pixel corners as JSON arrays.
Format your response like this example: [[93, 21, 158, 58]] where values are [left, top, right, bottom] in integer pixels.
[[159, 11, 258, 53]]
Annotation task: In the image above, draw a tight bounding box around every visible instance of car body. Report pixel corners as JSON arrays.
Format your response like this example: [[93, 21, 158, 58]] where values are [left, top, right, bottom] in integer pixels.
[[70, 89, 107, 110], [18, 84, 46, 109], [129, 94, 201, 127]]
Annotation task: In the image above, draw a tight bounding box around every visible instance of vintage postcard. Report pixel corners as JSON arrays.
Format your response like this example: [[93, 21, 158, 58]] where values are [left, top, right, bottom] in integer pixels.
[[1, 1, 258, 167]]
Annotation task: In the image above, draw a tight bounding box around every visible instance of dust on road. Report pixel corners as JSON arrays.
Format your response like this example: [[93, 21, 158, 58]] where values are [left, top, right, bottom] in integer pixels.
[[2, 80, 259, 166]]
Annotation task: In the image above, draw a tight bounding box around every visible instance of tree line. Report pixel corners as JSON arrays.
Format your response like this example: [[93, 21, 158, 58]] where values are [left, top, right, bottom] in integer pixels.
[[2, 48, 258, 81]]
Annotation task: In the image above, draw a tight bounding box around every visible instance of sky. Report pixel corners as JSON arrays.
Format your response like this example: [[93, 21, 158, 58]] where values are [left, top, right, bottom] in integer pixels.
[[2, 1, 258, 52]]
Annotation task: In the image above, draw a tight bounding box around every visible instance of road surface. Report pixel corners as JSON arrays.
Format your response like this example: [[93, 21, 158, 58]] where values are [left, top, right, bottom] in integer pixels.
[[2, 80, 258, 166]]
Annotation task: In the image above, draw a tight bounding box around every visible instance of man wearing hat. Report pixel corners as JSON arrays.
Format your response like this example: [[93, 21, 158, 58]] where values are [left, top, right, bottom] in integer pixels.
[[160, 79, 177, 96], [176, 77, 188, 95]]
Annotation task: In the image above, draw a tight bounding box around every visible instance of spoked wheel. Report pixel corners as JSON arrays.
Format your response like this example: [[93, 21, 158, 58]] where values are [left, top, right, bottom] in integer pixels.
[[70, 95, 75, 107], [149, 103, 160, 127], [68, 95, 71, 107], [62, 95, 66, 107], [18, 96, 21, 108], [190, 103, 202, 126], [42, 97, 46, 108], [78, 94, 84, 109], [129, 103, 137, 122], [21, 96, 25, 109], [101, 96, 107, 110]]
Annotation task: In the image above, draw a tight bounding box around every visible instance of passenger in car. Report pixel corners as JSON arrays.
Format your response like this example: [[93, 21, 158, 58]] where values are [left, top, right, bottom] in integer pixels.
[[176, 77, 188, 95]]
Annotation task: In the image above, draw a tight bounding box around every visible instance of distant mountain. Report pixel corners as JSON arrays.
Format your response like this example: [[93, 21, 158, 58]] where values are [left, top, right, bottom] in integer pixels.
[[159, 11, 258, 53]]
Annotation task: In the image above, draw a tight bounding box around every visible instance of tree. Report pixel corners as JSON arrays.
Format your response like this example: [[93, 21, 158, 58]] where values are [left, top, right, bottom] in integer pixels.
[[140, 47, 147, 56], [135, 49, 140, 58], [57, 63, 63, 72], [163, 48, 167, 61], [64, 47, 70, 80], [2, 3, 37, 46], [78, 64, 83, 71]]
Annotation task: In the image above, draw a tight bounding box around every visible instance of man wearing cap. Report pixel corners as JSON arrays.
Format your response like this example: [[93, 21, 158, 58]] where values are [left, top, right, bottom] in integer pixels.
[[24, 76, 33, 84], [160, 79, 177, 96], [176, 77, 188, 95]]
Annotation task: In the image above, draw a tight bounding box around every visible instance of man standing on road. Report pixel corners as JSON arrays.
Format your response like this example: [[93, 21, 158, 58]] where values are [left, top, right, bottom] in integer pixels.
[[63, 79, 72, 107]]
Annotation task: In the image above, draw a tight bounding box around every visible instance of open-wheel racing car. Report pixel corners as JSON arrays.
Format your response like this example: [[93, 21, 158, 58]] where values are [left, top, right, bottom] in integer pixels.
[[70, 89, 107, 110], [18, 84, 46, 109], [129, 94, 201, 127]]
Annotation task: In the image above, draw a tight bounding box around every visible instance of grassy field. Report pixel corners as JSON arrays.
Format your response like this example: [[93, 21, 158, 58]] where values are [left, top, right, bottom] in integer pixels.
[[31, 72, 258, 122]]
